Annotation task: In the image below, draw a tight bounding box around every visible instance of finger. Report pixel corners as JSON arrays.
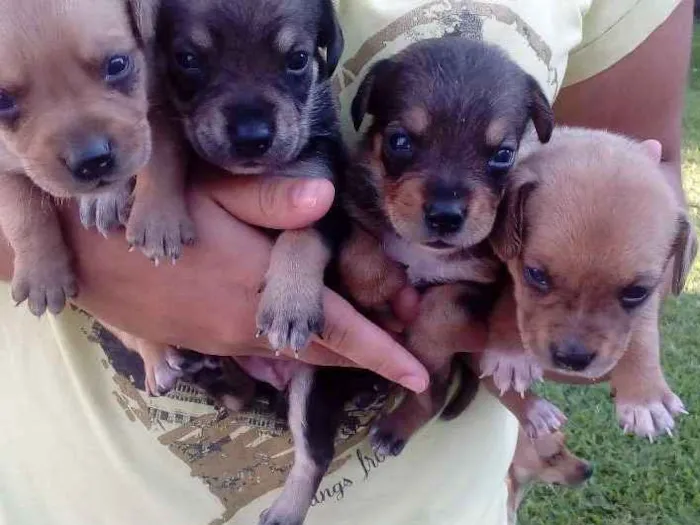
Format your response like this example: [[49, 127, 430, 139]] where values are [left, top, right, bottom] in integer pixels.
[[204, 176, 335, 229], [318, 290, 429, 393], [228, 341, 356, 368], [391, 286, 421, 325]]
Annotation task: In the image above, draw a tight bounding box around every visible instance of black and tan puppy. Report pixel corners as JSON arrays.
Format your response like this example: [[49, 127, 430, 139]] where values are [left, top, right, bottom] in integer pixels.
[[340, 37, 554, 455], [153, 2, 357, 524], [483, 127, 696, 439], [0, 0, 194, 320], [155, 0, 345, 353]]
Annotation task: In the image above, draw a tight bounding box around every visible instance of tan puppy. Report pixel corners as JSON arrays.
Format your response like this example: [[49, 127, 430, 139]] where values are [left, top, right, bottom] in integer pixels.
[[482, 127, 696, 439], [507, 427, 592, 525], [0, 0, 194, 317]]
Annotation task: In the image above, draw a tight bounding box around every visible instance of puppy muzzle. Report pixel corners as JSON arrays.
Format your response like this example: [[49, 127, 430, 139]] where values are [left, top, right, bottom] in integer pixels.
[[549, 339, 597, 372]]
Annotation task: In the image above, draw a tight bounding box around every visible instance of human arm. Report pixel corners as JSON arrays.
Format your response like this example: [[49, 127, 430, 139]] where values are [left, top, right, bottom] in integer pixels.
[[554, 0, 692, 205], [0, 175, 428, 393]]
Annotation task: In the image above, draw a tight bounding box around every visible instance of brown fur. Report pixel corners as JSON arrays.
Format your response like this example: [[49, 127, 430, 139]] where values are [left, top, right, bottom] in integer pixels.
[[340, 37, 554, 455], [0, 0, 151, 198], [0, 0, 193, 262], [484, 127, 695, 438], [0, 0, 197, 395], [507, 428, 592, 525]]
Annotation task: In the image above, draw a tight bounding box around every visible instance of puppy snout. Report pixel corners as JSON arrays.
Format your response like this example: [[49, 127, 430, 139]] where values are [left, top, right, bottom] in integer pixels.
[[424, 200, 466, 236], [228, 104, 274, 158], [580, 463, 594, 481], [65, 136, 115, 182], [549, 339, 596, 372]]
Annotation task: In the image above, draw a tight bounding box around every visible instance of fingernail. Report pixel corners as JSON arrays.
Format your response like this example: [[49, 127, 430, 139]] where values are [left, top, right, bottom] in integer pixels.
[[291, 180, 325, 209], [399, 374, 428, 393]]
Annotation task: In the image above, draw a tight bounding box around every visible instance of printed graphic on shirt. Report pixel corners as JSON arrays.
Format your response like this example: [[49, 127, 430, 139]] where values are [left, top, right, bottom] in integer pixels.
[[333, 0, 557, 95], [89, 321, 391, 525]]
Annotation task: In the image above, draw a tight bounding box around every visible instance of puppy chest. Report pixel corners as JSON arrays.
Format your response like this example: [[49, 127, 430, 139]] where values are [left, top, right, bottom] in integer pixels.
[[382, 233, 479, 286]]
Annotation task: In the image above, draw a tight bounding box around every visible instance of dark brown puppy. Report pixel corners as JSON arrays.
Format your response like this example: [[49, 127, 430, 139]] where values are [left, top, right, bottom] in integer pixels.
[[153, 2, 356, 525], [483, 127, 696, 439], [507, 428, 592, 525], [340, 37, 554, 455], [156, 0, 346, 353]]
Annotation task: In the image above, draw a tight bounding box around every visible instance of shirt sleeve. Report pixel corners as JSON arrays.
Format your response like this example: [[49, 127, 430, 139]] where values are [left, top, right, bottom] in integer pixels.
[[562, 0, 682, 87]]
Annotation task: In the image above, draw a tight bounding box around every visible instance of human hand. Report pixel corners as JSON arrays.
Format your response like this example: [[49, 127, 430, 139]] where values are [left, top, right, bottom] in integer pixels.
[[63, 173, 429, 393]]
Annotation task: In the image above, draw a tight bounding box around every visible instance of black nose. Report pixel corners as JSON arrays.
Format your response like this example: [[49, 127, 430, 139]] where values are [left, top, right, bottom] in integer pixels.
[[66, 137, 115, 182], [550, 339, 596, 371], [580, 463, 594, 480], [424, 200, 465, 236], [229, 105, 274, 158]]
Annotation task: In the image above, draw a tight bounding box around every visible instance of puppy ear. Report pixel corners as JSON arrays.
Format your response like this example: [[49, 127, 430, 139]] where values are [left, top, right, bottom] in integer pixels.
[[490, 171, 538, 261], [526, 76, 554, 143], [351, 59, 392, 131], [125, 0, 159, 48], [669, 212, 698, 295], [318, 0, 344, 76]]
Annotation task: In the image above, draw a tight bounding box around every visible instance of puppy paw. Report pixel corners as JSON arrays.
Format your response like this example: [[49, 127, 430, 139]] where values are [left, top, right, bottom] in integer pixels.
[[616, 389, 687, 440], [12, 258, 77, 316], [258, 508, 303, 525], [256, 277, 324, 353], [369, 420, 407, 457], [480, 349, 543, 395], [523, 398, 568, 439], [126, 200, 196, 263], [79, 184, 132, 236]]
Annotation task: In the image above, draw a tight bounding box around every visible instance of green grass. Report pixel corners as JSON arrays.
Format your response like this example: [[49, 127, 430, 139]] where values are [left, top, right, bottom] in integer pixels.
[[519, 30, 700, 525]]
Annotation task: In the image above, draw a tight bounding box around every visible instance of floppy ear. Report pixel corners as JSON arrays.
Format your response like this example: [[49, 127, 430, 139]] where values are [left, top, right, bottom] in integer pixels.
[[351, 59, 392, 131], [526, 75, 554, 143], [318, 0, 344, 76], [670, 212, 698, 295], [125, 0, 159, 49], [490, 171, 538, 261]]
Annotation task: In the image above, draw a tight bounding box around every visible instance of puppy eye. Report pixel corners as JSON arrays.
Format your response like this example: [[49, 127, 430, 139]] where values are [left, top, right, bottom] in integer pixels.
[[0, 90, 18, 119], [524, 266, 550, 293], [488, 147, 515, 171], [387, 131, 413, 156], [175, 51, 202, 73], [619, 285, 650, 309], [104, 54, 133, 82], [286, 51, 310, 73]]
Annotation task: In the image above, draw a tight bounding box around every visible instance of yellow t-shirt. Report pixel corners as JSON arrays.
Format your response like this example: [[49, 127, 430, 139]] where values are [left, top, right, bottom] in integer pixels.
[[0, 1, 681, 524]]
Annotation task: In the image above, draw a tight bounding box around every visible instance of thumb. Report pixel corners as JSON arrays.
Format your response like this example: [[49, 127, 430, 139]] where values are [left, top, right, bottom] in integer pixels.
[[205, 176, 335, 229]]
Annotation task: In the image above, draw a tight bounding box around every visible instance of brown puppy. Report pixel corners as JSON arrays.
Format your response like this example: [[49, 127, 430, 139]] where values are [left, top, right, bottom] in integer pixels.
[[340, 37, 554, 455], [483, 127, 696, 439], [0, 0, 194, 318], [155, 0, 345, 354], [507, 428, 592, 525]]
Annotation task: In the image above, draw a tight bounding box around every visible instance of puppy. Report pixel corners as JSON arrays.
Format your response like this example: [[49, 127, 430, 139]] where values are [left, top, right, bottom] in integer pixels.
[[483, 127, 696, 439], [0, 0, 194, 319], [152, 2, 361, 524], [155, 0, 346, 354], [339, 37, 554, 455], [507, 427, 592, 525]]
